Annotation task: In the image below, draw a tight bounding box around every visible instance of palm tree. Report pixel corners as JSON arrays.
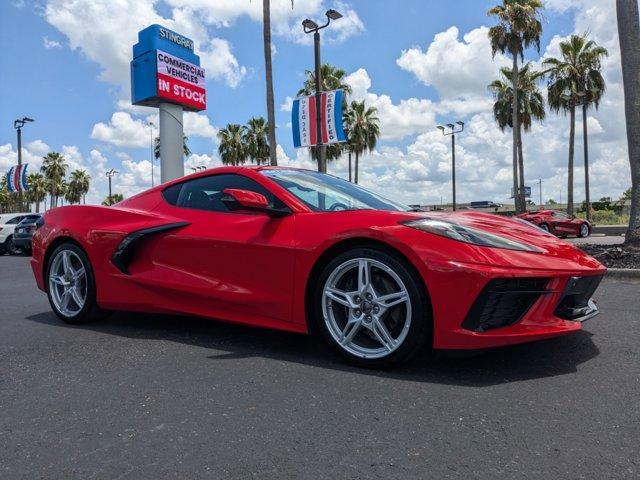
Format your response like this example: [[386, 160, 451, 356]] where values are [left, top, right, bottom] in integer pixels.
[[243, 117, 271, 165], [154, 135, 191, 159], [40, 152, 68, 208], [262, 0, 278, 166], [102, 193, 124, 206], [543, 34, 608, 217], [347, 100, 380, 184], [488, 0, 544, 214], [298, 64, 353, 97], [26, 173, 48, 213], [217, 124, 247, 165], [0, 177, 14, 213], [343, 103, 355, 182], [489, 63, 545, 199], [67, 170, 91, 205], [617, 0, 640, 247]]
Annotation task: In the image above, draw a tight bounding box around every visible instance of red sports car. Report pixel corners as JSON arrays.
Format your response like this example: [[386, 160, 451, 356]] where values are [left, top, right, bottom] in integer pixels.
[[30, 167, 606, 368], [517, 210, 592, 238]]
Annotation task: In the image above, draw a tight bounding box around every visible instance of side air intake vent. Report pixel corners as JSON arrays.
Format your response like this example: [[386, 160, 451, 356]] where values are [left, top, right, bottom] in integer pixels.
[[462, 278, 550, 332]]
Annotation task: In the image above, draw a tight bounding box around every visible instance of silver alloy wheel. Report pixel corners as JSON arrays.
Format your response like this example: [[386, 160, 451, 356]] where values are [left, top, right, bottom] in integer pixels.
[[322, 258, 412, 359], [48, 250, 87, 317], [580, 223, 589, 237]]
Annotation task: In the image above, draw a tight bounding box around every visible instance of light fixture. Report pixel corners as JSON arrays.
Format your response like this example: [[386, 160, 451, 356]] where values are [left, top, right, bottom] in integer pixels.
[[326, 9, 343, 20], [302, 19, 319, 30]]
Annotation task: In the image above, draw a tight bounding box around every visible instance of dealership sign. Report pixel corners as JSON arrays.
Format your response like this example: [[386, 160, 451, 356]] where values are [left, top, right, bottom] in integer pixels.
[[6, 164, 28, 192], [131, 25, 206, 112], [292, 90, 346, 148]]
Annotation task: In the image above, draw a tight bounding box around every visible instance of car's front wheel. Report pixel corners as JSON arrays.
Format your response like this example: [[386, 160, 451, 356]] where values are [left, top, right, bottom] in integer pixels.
[[46, 243, 106, 324], [315, 247, 431, 368], [578, 223, 590, 238]]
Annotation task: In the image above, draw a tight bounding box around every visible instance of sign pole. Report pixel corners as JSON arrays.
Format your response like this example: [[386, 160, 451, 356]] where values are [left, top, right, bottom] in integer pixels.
[[313, 31, 326, 174], [159, 102, 184, 183], [16, 126, 22, 211]]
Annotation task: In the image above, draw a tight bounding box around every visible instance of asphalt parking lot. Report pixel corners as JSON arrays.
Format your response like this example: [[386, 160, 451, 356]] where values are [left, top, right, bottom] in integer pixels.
[[1, 255, 639, 479]]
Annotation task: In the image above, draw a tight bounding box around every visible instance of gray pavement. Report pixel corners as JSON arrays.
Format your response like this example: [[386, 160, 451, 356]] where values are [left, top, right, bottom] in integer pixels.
[[0, 255, 639, 479], [567, 235, 625, 246]]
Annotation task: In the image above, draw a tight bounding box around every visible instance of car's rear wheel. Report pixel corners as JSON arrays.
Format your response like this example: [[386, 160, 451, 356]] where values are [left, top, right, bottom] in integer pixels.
[[578, 223, 590, 238], [315, 247, 430, 368], [5, 236, 18, 255], [46, 243, 106, 324]]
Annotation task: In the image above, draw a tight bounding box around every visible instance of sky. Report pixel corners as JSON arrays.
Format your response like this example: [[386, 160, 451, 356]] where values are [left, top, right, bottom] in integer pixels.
[[0, 0, 633, 206]]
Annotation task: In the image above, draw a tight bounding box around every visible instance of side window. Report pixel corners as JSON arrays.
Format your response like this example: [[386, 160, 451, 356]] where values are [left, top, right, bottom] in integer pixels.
[[7, 216, 23, 225], [163, 174, 285, 213]]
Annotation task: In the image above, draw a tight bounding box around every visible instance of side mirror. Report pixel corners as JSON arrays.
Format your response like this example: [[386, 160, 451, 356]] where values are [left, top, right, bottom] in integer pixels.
[[222, 188, 290, 217]]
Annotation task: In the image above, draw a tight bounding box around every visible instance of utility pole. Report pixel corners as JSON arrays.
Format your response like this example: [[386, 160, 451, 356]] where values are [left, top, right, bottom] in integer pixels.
[[302, 9, 343, 174], [538, 179, 543, 207], [149, 121, 155, 187], [13, 117, 34, 211], [437, 121, 465, 211]]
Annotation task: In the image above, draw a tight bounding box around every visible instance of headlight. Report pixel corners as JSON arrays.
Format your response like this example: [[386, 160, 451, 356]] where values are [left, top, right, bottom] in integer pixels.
[[402, 218, 541, 252]]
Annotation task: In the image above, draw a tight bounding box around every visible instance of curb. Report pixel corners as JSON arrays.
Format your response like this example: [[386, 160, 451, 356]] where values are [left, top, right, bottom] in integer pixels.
[[606, 268, 640, 280]]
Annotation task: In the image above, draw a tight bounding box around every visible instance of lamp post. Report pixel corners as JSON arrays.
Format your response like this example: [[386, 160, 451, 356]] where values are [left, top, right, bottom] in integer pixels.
[[148, 121, 155, 187], [13, 117, 34, 211], [537, 178, 543, 207], [106, 168, 119, 206], [302, 9, 342, 174], [437, 121, 465, 211]]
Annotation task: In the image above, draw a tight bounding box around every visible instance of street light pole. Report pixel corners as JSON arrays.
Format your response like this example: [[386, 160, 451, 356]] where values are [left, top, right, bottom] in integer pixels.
[[302, 9, 343, 174], [149, 121, 155, 188], [106, 168, 118, 206], [538, 178, 543, 207], [13, 117, 34, 211], [437, 121, 465, 211]]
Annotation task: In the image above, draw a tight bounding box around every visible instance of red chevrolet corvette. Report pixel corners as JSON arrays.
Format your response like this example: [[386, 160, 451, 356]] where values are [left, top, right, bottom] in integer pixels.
[[30, 167, 606, 367], [517, 210, 592, 238]]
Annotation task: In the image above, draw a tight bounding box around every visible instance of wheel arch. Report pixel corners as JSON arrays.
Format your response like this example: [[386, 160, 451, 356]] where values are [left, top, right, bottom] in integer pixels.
[[304, 237, 432, 335]]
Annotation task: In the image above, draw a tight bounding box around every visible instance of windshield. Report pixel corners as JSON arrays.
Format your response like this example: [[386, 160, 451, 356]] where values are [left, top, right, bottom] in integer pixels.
[[261, 169, 410, 212]]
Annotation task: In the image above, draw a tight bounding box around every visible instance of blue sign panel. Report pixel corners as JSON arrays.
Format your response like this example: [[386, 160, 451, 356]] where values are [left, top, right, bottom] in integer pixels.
[[131, 24, 206, 112]]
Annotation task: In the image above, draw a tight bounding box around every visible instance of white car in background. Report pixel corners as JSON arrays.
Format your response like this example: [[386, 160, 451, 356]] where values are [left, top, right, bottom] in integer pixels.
[[0, 213, 34, 255]]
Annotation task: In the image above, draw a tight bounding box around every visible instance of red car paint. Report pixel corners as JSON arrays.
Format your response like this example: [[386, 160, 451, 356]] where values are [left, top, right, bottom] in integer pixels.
[[517, 210, 592, 238], [30, 167, 606, 350]]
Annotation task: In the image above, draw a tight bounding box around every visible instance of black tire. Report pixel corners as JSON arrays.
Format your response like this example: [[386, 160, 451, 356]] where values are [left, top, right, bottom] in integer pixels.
[[314, 247, 431, 369], [578, 223, 590, 238], [5, 236, 17, 255], [45, 242, 109, 325]]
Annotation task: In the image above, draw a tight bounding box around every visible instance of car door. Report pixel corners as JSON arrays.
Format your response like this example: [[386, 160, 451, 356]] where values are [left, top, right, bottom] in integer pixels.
[[550, 212, 574, 235], [146, 173, 298, 329]]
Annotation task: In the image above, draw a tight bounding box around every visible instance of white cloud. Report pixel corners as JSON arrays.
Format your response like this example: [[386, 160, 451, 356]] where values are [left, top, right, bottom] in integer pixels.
[[91, 112, 149, 148], [281, 96, 294, 112], [43, 0, 247, 90], [184, 112, 218, 138], [43, 36, 62, 49]]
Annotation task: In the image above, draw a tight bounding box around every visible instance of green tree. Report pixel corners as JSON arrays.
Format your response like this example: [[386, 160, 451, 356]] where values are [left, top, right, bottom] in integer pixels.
[[102, 193, 124, 206], [217, 124, 247, 166], [40, 152, 68, 208], [345, 100, 380, 184], [343, 102, 355, 182], [488, 0, 544, 214], [243, 117, 271, 165], [0, 176, 16, 213], [543, 34, 608, 217], [489, 62, 545, 198], [297, 64, 353, 96], [154, 135, 191, 159], [616, 0, 640, 247], [26, 173, 48, 213], [68, 169, 91, 204]]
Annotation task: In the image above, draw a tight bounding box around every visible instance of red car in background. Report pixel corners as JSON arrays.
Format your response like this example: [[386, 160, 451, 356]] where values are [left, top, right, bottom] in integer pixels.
[[517, 210, 592, 238]]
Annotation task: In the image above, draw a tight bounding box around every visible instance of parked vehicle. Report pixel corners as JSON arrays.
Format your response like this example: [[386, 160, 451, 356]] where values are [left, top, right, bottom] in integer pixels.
[[0, 213, 35, 255], [516, 210, 591, 238], [12, 214, 42, 255], [30, 167, 605, 368], [470, 201, 502, 209]]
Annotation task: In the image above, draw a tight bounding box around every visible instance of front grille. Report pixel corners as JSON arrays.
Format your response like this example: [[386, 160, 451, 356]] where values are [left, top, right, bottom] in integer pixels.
[[462, 278, 550, 332], [554, 275, 603, 320]]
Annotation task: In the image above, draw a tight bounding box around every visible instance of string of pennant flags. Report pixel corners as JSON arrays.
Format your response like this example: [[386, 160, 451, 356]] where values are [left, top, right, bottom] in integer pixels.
[[5, 164, 29, 192]]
